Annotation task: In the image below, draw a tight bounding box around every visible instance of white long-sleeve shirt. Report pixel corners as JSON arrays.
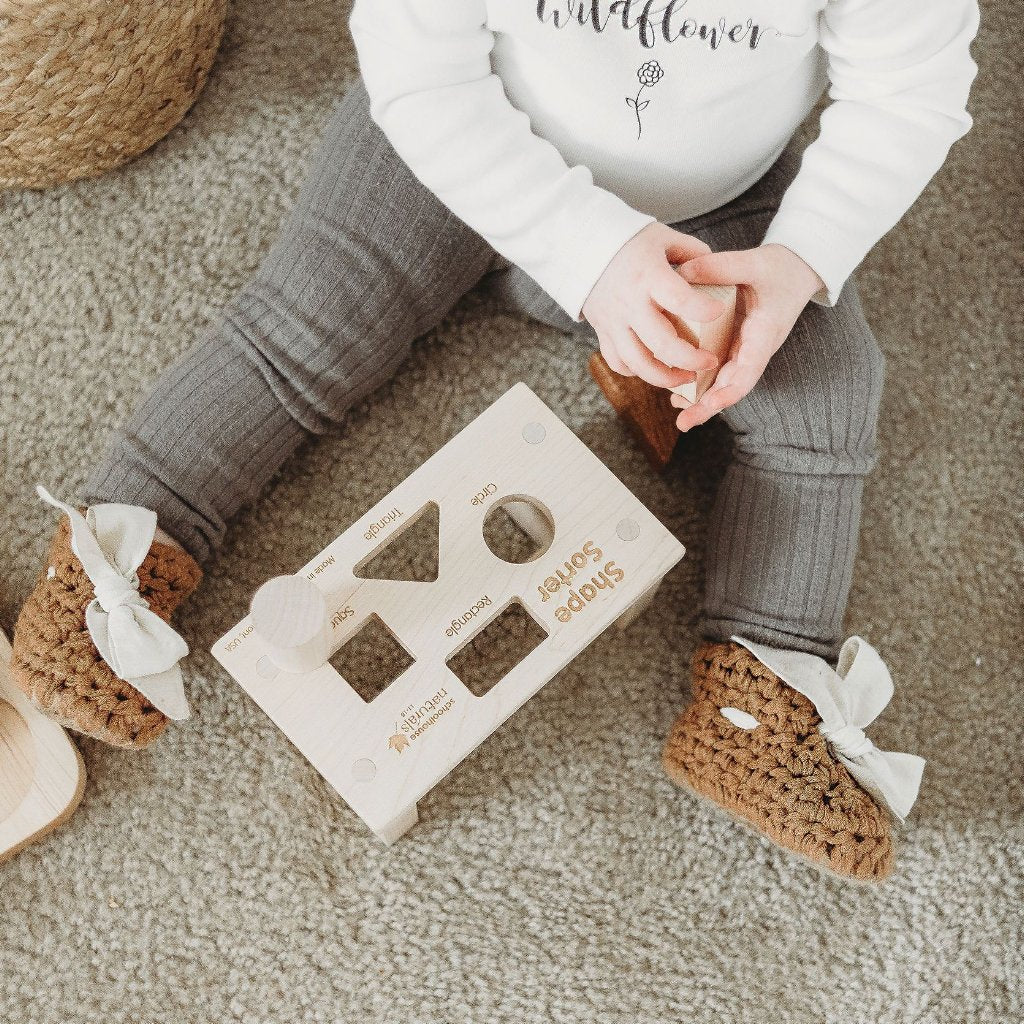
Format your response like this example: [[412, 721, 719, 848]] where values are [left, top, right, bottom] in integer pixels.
[[350, 1, 978, 317]]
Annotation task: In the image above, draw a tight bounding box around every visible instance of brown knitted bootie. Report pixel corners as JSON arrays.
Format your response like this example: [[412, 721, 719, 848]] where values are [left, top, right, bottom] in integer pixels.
[[12, 514, 202, 749], [664, 641, 897, 881]]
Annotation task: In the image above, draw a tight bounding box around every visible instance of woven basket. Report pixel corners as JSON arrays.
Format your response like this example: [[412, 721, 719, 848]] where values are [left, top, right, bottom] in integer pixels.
[[0, 1, 227, 189]]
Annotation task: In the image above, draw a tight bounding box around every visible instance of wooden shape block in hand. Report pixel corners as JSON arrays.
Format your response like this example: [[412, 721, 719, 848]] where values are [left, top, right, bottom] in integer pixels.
[[588, 351, 679, 470], [588, 284, 740, 471], [666, 283, 739, 403]]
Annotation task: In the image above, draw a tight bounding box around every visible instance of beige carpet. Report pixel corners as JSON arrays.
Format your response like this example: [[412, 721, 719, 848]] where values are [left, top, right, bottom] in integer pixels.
[[1, 2, 1021, 1021]]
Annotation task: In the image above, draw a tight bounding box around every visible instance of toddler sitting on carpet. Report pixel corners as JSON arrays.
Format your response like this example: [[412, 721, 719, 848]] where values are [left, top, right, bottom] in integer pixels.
[[12, 0, 978, 879]]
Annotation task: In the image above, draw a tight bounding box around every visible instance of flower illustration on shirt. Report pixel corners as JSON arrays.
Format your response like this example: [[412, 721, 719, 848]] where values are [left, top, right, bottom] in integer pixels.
[[626, 60, 664, 138]]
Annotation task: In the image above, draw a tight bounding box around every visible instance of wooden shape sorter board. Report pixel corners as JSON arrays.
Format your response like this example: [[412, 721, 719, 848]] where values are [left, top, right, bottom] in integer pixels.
[[213, 384, 684, 843]]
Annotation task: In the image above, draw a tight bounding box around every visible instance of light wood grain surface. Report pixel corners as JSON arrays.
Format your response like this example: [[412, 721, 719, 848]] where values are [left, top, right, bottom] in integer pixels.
[[214, 384, 685, 843]]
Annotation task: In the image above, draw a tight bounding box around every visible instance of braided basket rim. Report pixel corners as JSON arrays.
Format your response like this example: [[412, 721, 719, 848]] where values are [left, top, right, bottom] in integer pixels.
[[0, 0, 228, 189]]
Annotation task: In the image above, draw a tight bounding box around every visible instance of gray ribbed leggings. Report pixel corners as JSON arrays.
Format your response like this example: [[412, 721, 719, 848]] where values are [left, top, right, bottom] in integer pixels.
[[84, 82, 884, 659]]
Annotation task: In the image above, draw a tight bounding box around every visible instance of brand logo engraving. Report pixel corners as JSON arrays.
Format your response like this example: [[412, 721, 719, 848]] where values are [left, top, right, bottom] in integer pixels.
[[388, 691, 455, 753]]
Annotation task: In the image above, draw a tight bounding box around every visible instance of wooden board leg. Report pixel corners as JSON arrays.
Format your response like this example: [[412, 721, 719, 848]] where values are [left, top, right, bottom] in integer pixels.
[[614, 577, 664, 631], [374, 803, 419, 845]]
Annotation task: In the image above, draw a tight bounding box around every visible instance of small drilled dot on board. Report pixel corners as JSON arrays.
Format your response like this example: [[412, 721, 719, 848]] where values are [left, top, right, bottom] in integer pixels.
[[616, 518, 641, 542], [256, 656, 279, 679], [352, 758, 377, 783], [522, 422, 546, 444]]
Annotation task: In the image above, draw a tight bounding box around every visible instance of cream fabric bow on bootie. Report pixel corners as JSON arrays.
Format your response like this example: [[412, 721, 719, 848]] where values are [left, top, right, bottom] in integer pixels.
[[732, 635, 925, 821], [38, 487, 191, 720]]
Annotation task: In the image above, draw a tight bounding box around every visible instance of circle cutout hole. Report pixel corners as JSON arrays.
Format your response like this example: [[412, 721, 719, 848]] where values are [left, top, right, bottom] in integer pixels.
[[482, 495, 555, 564]]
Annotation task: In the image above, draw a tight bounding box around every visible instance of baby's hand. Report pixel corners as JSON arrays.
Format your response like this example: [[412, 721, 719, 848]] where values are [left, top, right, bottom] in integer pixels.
[[671, 243, 824, 431], [582, 224, 725, 388]]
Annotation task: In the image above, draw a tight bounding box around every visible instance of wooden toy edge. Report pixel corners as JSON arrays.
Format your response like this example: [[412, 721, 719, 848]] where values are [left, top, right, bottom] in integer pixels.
[[0, 630, 86, 864]]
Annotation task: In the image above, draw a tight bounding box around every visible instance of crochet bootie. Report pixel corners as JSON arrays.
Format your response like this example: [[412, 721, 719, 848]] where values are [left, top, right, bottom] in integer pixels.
[[12, 494, 202, 749], [664, 640, 923, 881]]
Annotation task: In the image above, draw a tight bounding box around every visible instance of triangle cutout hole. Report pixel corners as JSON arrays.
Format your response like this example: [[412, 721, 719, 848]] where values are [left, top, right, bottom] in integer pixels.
[[354, 501, 440, 583]]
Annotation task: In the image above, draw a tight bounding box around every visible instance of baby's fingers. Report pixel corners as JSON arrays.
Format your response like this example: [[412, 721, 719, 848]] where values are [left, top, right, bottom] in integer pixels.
[[676, 393, 728, 432], [675, 383, 746, 431], [681, 249, 757, 288], [674, 358, 759, 431], [651, 268, 724, 324], [617, 329, 696, 389], [633, 306, 718, 372], [599, 336, 633, 377]]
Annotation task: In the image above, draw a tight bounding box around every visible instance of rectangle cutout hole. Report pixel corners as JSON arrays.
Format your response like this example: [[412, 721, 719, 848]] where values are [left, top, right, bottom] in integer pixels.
[[446, 599, 548, 697], [329, 614, 415, 703]]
